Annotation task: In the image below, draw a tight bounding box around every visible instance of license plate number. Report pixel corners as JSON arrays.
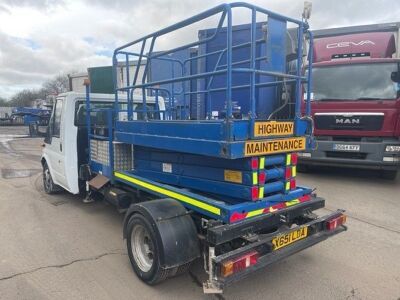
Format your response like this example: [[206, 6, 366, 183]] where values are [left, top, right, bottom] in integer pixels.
[[333, 144, 360, 151], [272, 227, 308, 251]]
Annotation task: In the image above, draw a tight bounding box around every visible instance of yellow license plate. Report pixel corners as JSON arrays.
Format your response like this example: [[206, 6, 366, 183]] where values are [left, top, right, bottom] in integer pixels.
[[272, 227, 308, 251]]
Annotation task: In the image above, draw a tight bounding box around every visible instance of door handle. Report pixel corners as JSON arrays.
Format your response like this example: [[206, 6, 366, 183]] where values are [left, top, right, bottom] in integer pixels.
[[60, 143, 62, 152]]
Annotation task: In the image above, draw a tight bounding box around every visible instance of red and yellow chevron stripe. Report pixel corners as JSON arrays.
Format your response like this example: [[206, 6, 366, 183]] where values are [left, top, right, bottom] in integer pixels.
[[229, 194, 311, 223]]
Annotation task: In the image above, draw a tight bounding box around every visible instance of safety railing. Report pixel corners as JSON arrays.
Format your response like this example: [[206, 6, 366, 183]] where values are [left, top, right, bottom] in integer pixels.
[[112, 2, 312, 124]]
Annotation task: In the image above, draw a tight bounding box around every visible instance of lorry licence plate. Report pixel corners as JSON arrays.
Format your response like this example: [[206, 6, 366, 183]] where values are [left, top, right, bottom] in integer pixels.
[[271, 227, 308, 251], [333, 144, 360, 151]]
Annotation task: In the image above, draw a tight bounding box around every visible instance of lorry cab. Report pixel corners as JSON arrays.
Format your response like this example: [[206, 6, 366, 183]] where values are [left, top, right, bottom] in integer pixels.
[[300, 28, 400, 179], [41, 92, 165, 194]]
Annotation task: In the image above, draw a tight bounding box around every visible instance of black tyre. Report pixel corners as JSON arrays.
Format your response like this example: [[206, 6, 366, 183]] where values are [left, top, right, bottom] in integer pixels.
[[381, 170, 398, 180], [42, 162, 59, 194], [126, 213, 171, 285]]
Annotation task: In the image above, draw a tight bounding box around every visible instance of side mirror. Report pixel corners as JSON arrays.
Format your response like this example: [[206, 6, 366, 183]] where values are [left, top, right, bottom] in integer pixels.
[[44, 124, 52, 144]]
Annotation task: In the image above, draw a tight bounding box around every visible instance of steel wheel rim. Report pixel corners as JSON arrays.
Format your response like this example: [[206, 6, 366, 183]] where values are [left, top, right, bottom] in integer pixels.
[[131, 224, 154, 272]]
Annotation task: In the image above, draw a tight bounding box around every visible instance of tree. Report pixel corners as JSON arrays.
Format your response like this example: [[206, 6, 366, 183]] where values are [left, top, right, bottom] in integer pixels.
[[0, 97, 10, 107], [9, 89, 41, 107], [41, 74, 69, 97], [6, 73, 70, 107]]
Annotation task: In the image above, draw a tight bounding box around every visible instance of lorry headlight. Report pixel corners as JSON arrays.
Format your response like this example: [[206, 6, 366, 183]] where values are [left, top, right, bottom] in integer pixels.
[[385, 145, 400, 152], [383, 157, 400, 162]]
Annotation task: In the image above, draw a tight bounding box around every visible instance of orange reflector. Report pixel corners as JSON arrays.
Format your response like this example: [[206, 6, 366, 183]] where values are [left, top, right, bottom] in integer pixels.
[[221, 261, 234, 277], [221, 251, 259, 277], [326, 214, 347, 231]]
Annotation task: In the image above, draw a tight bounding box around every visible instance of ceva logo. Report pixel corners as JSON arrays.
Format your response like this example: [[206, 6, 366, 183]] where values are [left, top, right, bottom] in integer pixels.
[[326, 40, 375, 49]]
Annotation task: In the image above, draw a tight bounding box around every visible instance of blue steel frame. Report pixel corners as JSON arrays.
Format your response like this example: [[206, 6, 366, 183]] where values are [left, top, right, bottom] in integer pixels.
[[84, 3, 315, 223], [115, 170, 312, 223], [112, 2, 313, 124]]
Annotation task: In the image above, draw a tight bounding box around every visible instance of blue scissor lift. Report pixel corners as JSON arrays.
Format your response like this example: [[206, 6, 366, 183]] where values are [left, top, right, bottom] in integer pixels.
[[83, 3, 345, 293]]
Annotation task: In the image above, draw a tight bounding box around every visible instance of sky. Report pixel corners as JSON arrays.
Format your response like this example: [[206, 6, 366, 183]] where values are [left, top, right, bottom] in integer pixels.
[[0, 0, 399, 99]]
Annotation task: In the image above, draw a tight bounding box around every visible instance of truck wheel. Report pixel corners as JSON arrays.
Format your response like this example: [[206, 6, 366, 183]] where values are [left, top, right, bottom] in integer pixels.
[[381, 170, 398, 180], [43, 162, 58, 194], [126, 213, 169, 285], [124, 199, 200, 285]]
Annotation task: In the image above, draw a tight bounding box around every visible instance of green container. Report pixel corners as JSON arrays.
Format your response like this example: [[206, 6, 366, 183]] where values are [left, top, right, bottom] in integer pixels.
[[88, 66, 114, 94]]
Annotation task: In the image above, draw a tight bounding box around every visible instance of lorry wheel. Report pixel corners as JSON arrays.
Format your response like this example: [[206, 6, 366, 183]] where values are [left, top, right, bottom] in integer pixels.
[[126, 213, 170, 285], [381, 170, 398, 180], [43, 162, 58, 194]]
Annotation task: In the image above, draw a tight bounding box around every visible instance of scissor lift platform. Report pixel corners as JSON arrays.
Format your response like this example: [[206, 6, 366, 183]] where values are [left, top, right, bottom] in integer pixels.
[[86, 2, 315, 223], [115, 119, 309, 159]]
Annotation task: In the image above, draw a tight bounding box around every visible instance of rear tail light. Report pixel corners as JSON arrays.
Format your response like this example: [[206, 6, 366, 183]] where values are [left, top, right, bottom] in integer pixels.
[[221, 250, 259, 277], [326, 214, 347, 231]]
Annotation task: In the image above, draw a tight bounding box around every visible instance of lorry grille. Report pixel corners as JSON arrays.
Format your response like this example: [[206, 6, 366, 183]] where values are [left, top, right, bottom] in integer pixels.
[[314, 114, 384, 131], [326, 151, 367, 160]]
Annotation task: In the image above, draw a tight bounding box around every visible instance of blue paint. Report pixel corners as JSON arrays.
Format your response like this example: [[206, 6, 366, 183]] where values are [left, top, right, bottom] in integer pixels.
[[114, 170, 311, 223], [83, 3, 315, 223]]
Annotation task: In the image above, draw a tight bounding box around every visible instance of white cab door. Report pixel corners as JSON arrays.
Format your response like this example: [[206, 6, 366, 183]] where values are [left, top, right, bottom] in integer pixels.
[[46, 97, 68, 188]]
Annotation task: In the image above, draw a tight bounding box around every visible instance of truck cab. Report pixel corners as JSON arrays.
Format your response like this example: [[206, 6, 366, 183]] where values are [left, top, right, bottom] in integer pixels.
[[41, 92, 165, 194], [300, 26, 400, 179]]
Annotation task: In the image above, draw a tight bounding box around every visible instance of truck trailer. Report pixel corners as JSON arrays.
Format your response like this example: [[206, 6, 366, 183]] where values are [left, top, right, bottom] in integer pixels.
[[41, 3, 346, 293], [299, 23, 400, 179]]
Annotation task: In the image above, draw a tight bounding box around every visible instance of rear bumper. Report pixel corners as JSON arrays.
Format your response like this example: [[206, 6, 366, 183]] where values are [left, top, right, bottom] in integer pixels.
[[299, 139, 400, 170], [208, 209, 346, 290]]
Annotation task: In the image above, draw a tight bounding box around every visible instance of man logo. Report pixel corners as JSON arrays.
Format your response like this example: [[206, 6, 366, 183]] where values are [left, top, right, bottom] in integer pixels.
[[335, 118, 360, 124], [326, 40, 375, 49]]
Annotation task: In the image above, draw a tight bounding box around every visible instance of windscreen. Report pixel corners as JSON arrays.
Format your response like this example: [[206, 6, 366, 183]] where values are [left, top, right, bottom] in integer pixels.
[[310, 63, 400, 101]]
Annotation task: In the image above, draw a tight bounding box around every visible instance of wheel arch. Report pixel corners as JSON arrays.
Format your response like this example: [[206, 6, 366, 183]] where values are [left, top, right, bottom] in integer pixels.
[[124, 198, 201, 268]]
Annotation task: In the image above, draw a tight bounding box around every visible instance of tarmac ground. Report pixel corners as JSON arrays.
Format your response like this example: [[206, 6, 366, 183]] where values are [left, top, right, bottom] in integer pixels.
[[0, 126, 399, 300]]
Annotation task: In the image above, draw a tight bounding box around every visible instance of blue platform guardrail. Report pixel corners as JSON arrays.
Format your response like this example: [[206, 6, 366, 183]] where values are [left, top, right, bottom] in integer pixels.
[[112, 2, 313, 125]]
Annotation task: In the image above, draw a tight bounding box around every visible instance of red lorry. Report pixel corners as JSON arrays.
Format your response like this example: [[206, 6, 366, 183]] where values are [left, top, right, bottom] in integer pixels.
[[299, 23, 400, 179]]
